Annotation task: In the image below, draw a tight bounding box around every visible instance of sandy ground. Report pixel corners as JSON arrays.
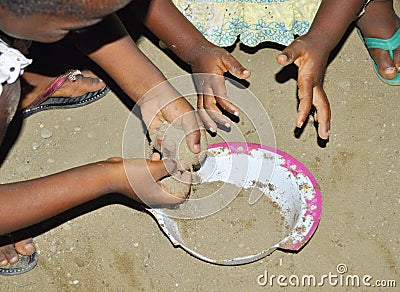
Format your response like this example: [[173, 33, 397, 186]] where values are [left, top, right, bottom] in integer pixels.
[[1, 4, 400, 291]]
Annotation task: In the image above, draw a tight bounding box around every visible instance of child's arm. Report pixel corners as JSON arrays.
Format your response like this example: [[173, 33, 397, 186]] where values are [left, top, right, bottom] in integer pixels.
[[0, 157, 184, 235], [277, 0, 366, 139], [69, 14, 203, 154], [136, 0, 251, 132]]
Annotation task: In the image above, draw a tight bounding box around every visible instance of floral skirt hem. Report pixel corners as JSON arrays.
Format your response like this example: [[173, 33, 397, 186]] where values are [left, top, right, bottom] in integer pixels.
[[173, 0, 322, 47]]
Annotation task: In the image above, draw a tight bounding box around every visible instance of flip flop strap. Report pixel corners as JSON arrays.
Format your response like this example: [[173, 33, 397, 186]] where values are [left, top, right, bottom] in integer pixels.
[[25, 69, 82, 109], [363, 27, 400, 56]]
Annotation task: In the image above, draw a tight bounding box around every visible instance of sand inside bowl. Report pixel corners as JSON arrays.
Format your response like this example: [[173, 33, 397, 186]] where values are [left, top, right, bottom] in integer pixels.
[[171, 181, 289, 261]]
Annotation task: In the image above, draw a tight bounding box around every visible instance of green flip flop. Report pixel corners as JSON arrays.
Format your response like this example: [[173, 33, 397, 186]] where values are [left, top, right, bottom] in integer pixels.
[[357, 26, 400, 86]]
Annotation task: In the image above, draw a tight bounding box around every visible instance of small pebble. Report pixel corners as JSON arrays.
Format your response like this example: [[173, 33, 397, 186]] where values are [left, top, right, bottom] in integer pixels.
[[69, 280, 79, 285], [47, 158, 54, 164], [87, 131, 95, 138], [31, 142, 40, 150], [143, 253, 150, 267], [40, 128, 53, 139], [75, 257, 85, 268], [16, 164, 30, 174]]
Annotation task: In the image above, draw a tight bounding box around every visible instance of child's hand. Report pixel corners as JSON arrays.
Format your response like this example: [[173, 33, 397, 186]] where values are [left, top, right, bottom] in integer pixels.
[[276, 34, 331, 140], [189, 45, 251, 132], [109, 155, 191, 207], [138, 82, 205, 155]]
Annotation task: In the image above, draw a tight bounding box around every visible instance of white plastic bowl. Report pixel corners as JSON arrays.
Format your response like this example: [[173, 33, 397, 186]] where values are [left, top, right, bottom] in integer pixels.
[[148, 142, 322, 265]]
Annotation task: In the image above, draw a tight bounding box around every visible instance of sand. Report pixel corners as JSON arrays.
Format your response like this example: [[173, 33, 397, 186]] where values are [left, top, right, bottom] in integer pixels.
[[1, 3, 399, 291], [173, 182, 287, 261], [149, 120, 208, 170]]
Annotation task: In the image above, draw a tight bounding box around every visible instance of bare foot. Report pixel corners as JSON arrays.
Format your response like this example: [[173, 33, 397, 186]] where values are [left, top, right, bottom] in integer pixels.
[[357, 0, 400, 80], [0, 238, 35, 266], [19, 70, 106, 109]]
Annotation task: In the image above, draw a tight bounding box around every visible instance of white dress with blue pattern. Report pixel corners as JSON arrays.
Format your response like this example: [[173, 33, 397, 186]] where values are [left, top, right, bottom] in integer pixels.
[[173, 0, 322, 47]]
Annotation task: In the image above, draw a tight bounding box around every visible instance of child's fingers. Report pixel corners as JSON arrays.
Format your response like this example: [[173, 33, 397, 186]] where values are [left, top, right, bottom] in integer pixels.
[[194, 75, 220, 131], [107, 157, 123, 163], [197, 94, 218, 132], [181, 111, 203, 154], [160, 137, 178, 163], [296, 77, 314, 128], [204, 106, 231, 128], [150, 152, 161, 161], [198, 109, 218, 133], [157, 186, 188, 205], [276, 53, 292, 66], [202, 89, 232, 128], [210, 75, 240, 117], [276, 40, 303, 66], [197, 80, 233, 130], [162, 99, 202, 155], [147, 158, 177, 181], [222, 54, 251, 79], [123, 158, 185, 206], [215, 96, 239, 117], [312, 86, 331, 139], [158, 171, 191, 205]]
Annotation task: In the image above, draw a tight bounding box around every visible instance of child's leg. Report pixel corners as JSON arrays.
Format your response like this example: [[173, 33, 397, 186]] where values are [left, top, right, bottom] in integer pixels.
[[357, 0, 400, 80], [0, 82, 36, 267]]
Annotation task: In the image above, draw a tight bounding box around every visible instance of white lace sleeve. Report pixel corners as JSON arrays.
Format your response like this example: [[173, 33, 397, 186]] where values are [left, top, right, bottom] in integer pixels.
[[0, 38, 32, 95]]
